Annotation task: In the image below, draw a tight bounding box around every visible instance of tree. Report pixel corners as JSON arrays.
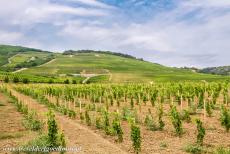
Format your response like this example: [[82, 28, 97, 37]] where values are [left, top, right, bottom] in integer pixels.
[[72, 79, 77, 84], [22, 78, 29, 84], [4, 76, 9, 83], [13, 76, 19, 83], [64, 79, 70, 84]]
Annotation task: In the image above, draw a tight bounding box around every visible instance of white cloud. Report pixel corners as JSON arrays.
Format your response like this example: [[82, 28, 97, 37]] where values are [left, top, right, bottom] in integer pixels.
[[66, 0, 114, 9], [0, 30, 23, 44], [0, 0, 108, 26], [57, 0, 230, 67], [0, 0, 230, 67]]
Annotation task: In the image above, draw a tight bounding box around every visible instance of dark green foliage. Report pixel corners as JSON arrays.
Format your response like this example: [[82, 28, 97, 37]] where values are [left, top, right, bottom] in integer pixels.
[[112, 112, 123, 142], [72, 79, 77, 84], [59, 131, 66, 154], [48, 79, 54, 84], [184, 144, 204, 154], [13, 76, 19, 83], [144, 114, 157, 131], [63, 49, 142, 61], [47, 111, 59, 147], [23, 135, 50, 154], [85, 110, 91, 126], [103, 109, 110, 134], [130, 123, 141, 154], [80, 112, 84, 122], [220, 105, 230, 132], [130, 97, 134, 109], [23, 111, 43, 131], [196, 119, 205, 146], [96, 116, 102, 129], [180, 109, 191, 123], [205, 101, 212, 117], [199, 66, 230, 76], [4, 76, 9, 83], [170, 106, 183, 137], [14, 54, 54, 69], [22, 78, 29, 84], [158, 103, 165, 130], [64, 79, 70, 84]]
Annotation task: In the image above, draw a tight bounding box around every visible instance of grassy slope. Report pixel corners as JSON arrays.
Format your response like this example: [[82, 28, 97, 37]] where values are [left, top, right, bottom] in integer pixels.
[[0, 45, 48, 66], [22, 53, 230, 82], [5, 52, 50, 67]]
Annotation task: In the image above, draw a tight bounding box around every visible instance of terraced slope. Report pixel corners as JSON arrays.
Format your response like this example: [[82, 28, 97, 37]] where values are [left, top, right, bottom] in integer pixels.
[[0, 45, 229, 82], [21, 52, 229, 82]]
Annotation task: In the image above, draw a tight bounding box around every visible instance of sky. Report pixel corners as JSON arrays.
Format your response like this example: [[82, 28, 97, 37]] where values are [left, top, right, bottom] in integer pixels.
[[0, 0, 230, 68]]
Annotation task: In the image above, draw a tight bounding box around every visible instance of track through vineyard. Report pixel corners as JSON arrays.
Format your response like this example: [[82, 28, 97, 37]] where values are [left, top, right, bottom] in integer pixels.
[[8, 87, 128, 154]]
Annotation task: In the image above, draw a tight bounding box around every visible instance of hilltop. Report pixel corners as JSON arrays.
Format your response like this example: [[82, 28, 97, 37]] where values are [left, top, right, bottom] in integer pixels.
[[0, 45, 229, 83], [198, 66, 230, 76]]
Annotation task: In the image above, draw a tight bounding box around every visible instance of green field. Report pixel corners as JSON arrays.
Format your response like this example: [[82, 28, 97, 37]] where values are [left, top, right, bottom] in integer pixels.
[[4, 52, 51, 67], [22, 53, 229, 82], [0, 45, 229, 83]]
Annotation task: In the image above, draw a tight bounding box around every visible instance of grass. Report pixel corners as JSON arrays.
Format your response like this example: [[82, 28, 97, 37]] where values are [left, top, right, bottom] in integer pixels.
[[4, 52, 51, 67], [0, 45, 229, 83], [0, 132, 24, 140], [214, 147, 230, 154], [0, 71, 85, 84], [184, 144, 206, 154], [21, 53, 230, 82]]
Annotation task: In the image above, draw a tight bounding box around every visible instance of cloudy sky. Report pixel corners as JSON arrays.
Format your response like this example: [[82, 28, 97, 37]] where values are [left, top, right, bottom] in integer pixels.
[[0, 0, 230, 68]]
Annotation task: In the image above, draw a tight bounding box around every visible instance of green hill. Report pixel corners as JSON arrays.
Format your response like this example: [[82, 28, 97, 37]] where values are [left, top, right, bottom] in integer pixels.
[[198, 66, 230, 76], [0, 45, 229, 82]]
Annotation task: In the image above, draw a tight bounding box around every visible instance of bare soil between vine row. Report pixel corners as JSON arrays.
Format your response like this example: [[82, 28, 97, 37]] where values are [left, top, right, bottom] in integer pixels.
[[2, 88, 230, 154]]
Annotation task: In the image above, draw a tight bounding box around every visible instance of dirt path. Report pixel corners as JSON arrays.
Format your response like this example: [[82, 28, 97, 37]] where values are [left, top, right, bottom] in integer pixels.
[[37, 59, 56, 67], [13, 68, 28, 73], [0, 93, 38, 153], [9, 88, 128, 154]]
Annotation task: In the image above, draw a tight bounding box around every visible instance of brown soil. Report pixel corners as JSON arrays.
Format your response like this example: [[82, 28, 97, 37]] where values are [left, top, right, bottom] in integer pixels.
[[0, 93, 38, 154], [9, 88, 128, 154], [7, 87, 230, 154]]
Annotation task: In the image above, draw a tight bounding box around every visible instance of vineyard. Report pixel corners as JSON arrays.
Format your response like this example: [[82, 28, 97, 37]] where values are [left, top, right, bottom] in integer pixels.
[[0, 81, 230, 153]]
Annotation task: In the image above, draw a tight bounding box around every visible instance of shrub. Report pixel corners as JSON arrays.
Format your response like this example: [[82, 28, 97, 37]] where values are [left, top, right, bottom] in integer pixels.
[[180, 109, 191, 123], [72, 79, 77, 84], [64, 79, 70, 84], [144, 114, 157, 131], [112, 112, 123, 142], [170, 106, 183, 137], [220, 105, 230, 132], [4, 76, 9, 83], [85, 110, 91, 126], [13, 76, 19, 83], [205, 101, 212, 117], [184, 144, 204, 154], [23, 111, 43, 131], [214, 147, 230, 154], [103, 109, 110, 135], [130, 123, 141, 154], [96, 116, 102, 129], [48, 79, 54, 84], [22, 78, 29, 84], [158, 103, 165, 130], [47, 111, 59, 147], [196, 119, 205, 146]]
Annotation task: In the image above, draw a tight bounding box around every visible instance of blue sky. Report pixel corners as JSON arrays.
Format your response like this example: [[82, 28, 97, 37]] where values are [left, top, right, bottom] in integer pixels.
[[0, 0, 230, 68]]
